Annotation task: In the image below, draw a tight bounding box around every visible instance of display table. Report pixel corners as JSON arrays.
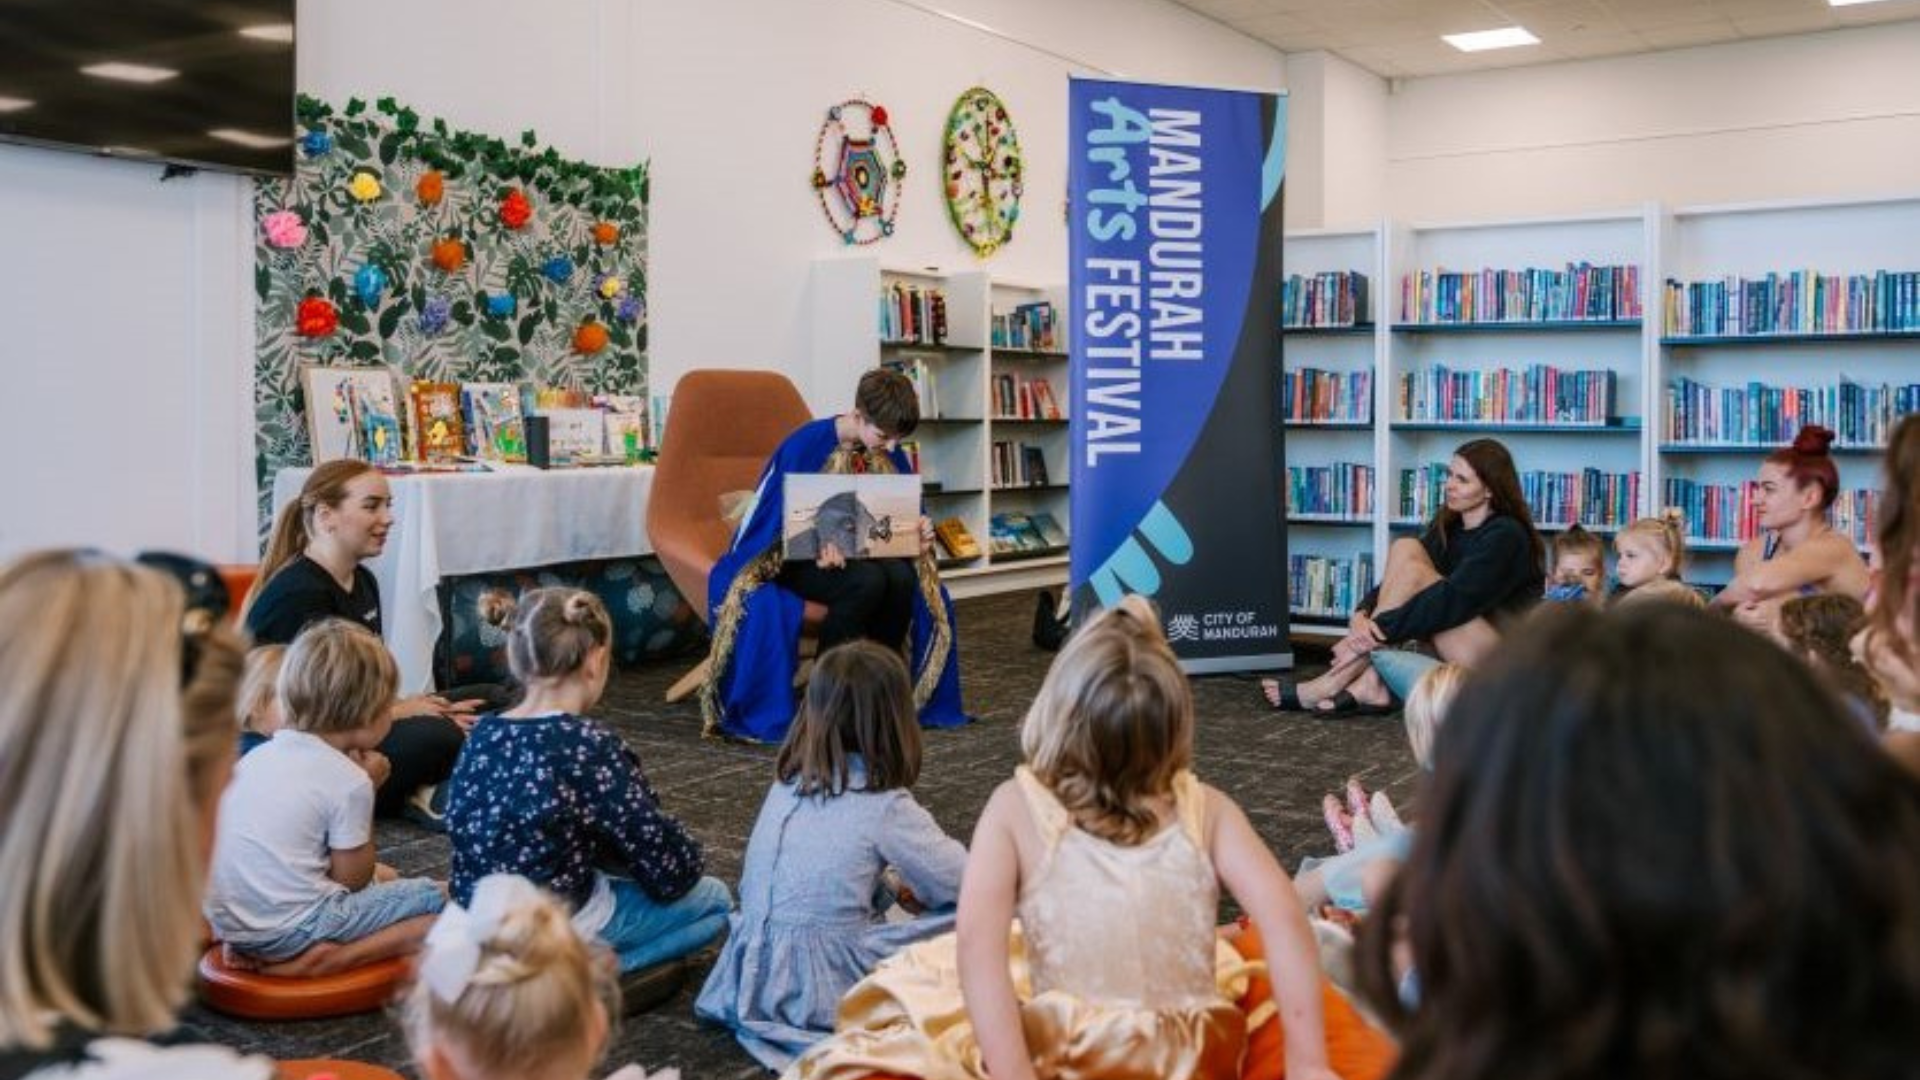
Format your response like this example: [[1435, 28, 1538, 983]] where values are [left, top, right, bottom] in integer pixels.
[[272, 464, 655, 693]]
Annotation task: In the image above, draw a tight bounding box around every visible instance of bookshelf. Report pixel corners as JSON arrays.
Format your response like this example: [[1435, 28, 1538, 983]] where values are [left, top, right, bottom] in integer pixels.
[[810, 257, 1071, 598]]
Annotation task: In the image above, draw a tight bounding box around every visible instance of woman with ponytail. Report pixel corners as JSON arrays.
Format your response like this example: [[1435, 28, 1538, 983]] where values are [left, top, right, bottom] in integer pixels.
[[243, 460, 479, 822], [1713, 425, 1870, 634]]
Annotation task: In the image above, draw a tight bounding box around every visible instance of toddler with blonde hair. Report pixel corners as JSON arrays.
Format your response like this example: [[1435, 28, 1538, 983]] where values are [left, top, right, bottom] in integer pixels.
[[1613, 511, 1703, 608]]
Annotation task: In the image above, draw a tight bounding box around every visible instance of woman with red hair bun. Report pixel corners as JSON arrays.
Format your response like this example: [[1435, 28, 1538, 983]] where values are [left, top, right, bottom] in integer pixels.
[[1713, 424, 1869, 634]]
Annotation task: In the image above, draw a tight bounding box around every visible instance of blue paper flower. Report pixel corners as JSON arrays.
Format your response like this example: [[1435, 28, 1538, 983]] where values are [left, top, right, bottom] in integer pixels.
[[299, 130, 333, 157], [484, 292, 517, 319], [352, 264, 388, 308], [541, 255, 574, 284], [616, 294, 643, 323], [419, 295, 452, 335]]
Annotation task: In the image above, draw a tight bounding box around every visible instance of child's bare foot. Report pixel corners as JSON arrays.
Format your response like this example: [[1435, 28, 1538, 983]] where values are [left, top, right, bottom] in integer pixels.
[[257, 941, 344, 978], [1322, 793, 1356, 853], [373, 862, 399, 884]]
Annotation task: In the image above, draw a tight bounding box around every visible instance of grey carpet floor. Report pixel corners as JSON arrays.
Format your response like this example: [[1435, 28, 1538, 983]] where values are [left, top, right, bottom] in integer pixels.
[[185, 588, 1416, 1077]]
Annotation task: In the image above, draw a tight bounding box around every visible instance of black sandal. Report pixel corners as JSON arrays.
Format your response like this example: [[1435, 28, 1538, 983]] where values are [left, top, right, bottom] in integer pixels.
[[1262, 679, 1306, 711], [1313, 690, 1399, 719]]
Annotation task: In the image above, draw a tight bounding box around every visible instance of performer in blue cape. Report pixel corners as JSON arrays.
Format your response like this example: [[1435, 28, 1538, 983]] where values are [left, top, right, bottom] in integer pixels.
[[703, 368, 969, 742]]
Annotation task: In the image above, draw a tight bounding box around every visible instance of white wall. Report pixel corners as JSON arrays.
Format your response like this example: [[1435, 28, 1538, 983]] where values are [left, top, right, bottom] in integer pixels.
[[1284, 50, 1389, 229], [1384, 21, 1920, 221], [0, 0, 1284, 561]]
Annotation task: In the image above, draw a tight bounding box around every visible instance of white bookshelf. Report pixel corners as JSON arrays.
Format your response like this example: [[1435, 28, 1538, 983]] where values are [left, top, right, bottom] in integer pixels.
[[810, 256, 1071, 598]]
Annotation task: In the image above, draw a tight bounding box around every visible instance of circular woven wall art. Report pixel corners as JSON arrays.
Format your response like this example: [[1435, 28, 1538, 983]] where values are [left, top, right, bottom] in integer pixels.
[[942, 86, 1022, 257], [810, 98, 906, 245]]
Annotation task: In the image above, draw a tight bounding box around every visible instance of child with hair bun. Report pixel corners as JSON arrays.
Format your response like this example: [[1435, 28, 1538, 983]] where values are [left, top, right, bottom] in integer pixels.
[[445, 588, 731, 979], [1544, 524, 1606, 604], [1612, 510, 1704, 609], [407, 873, 677, 1080]]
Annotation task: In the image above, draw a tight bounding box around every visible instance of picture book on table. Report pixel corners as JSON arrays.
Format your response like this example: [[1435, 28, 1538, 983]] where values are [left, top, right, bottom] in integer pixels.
[[596, 393, 650, 456], [782, 473, 922, 561], [303, 366, 405, 466], [540, 407, 608, 461], [462, 383, 526, 462], [410, 381, 465, 463]]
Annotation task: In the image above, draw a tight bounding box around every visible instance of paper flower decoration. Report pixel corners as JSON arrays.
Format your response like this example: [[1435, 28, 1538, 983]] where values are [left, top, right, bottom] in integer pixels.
[[484, 292, 517, 319], [597, 275, 624, 300], [261, 210, 307, 249], [348, 171, 382, 202], [419, 295, 452, 335], [431, 237, 466, 273], [591, 221, 620, 245], [541, 255, 574, 284], [499, 189, 533, 230], [296, 296, 339, 337], [299, 130, 333, 157], [573, 320, 610, 355], [353, 264, 389, 308], [416, 170, 445, 206], [616, 294, 643, 323]]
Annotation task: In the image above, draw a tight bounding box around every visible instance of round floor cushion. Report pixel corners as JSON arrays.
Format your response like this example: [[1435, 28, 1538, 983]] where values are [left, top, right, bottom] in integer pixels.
[[197, 946, 411, 1020], [276, 1061, 407, 1080]]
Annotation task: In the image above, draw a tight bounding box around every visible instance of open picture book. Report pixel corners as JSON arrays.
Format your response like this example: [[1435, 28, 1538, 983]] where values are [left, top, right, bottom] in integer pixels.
[[782, 473, 922, 561]]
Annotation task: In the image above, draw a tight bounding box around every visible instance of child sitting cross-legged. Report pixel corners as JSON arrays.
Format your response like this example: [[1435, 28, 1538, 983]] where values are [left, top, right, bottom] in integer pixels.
[[206, 619, 446, 975], [445, 588, 732, 983]]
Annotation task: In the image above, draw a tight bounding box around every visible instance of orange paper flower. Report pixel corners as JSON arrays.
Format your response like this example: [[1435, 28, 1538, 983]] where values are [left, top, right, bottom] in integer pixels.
[[591, 221, 619, 245], [431, 237, 466, 273], [416, 170, 445, 206], [296, 296, 338, 337], [499, 189, 533, 230], [573, 320, 610, 355]]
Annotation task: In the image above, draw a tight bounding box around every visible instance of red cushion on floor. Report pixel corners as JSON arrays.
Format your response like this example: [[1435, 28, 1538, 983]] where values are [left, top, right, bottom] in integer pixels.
[[1233, 925, 1396, 1080], [217, 564, 258, 625], [197, 946, 410, 1020], [277, 1060, 407, 1080]]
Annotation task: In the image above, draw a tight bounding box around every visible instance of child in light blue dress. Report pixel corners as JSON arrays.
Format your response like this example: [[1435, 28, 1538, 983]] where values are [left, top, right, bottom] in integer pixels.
[[695, 641, 966, 1072]]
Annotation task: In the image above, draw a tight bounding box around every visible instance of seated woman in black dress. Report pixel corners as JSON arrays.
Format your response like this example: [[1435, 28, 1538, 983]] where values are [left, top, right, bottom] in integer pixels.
[[1264, 438, 1544, 714]]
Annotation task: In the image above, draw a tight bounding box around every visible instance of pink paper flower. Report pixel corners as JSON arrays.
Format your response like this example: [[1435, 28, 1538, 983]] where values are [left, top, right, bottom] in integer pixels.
[[262, 210, 307, 249]]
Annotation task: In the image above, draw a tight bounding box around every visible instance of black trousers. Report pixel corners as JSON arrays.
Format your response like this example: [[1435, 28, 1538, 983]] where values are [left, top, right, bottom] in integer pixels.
[[778, 557, 917, 654], [374, 680, 513, 818]]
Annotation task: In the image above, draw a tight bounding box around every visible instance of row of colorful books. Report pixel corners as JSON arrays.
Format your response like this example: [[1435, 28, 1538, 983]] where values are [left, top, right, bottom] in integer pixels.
[[991, 441, 1051, 488], [1662, 270, 1920, 337], [1288, 553, 1374, 620], [1282, 271, 1370, 328], [1283, 368, 1372, 424], [1287, 463, 1375, 518], [1661, 479, 1880, 547], [1399, 262, 1642, 324], [1663, 378, 1920, 447], [992, 301, 1058, 351], [879, 282, 948, 345], [1399, 465, 1642, 528], [1398, 364, 1618, 425], [987, 511, 1069, 554], [992, 373, 1063, 420], [882, 357, 942, 419]]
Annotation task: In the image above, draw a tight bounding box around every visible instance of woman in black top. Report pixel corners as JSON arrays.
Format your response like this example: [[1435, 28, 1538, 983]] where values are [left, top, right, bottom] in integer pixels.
[[243, 460, 480, 820], [1264, 438, 1544, 714]]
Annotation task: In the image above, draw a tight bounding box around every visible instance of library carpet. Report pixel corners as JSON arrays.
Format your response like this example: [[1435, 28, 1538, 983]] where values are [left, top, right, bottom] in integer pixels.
[[187, 589, 1418, 1078]]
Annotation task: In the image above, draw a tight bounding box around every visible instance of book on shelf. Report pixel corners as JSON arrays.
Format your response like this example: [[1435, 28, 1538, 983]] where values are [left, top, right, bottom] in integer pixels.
[[409, 380, 466, 464], [989, 512, 1050, 552], [1021, 445, 1050, 487], [1664, 376, 1920, 447], [1663, 269, 1920, 337], [1287, 463, 1374, 518], [1288, 553, 1374, 619], [993, 373, 1063, 420], [883, 356, 941, 418], [1030, 378, 1062, 420], [462, 382, 526, 462], [1284, 368, 1372, 423], [1399, 364, 1617, 425], [1662, 480, 1879, 549], [879, 282, 948, 345], [1399, 262, 1641, 324], [991, 441, 1053, 487], [992, 300, 1058, 351], [1282, 270, 1369, 328], [1400, 465, 1641, 529], [933, 516, 981, 559], [782, 473, 922, 561], [1028, 511, 1068, 548]]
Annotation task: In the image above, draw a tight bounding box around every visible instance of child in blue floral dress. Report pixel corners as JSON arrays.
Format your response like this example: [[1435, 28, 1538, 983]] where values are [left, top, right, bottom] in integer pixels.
[[695, 641, 967, 1071], [444, 587, 732, 974]]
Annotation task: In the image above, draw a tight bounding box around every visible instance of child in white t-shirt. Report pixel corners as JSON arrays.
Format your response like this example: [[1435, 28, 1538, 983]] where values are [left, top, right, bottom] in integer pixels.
[[206, 618, 445, 975]]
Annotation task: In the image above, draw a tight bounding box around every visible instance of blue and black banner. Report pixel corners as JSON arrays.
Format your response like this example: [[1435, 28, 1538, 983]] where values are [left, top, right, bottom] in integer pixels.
[[1067, 78, 1290, 672]]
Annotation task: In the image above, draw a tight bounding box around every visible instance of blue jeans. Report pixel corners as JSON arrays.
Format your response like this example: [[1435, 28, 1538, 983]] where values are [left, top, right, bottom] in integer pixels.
[[237, 878, 446, 962], [1371, 647, 1442, 703], [599, 875, 733, 972]]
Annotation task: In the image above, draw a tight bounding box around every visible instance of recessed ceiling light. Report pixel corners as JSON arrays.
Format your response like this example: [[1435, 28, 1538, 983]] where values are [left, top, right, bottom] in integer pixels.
[[1442, 26, 1541, 52], [0, 96, 33, 113], [208, 128, 292, 149], [239, 24, 294, 43], [81, 62, 180, 83]]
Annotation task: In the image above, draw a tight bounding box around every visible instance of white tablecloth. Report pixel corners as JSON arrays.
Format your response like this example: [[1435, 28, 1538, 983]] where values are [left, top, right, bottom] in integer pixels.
[[272, 464, 656, 693]]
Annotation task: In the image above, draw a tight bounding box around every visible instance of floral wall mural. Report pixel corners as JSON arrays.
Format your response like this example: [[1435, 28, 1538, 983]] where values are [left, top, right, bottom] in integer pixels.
[[252, 94, 649, 532]]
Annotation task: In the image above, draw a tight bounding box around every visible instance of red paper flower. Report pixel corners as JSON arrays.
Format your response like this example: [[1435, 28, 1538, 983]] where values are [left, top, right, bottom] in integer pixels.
[[573, 320, 610, 355], [431, 237, 466, 273], [499, 189, 533, 230], [871, 104, 889, 126], [416, 169, 445, 206], [296, 296, 338, 338], [591, 221, 619, 245]]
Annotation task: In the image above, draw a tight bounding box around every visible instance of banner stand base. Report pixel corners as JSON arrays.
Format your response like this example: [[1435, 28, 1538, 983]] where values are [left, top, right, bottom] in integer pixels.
[[1181, 651, 1292, 676]]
